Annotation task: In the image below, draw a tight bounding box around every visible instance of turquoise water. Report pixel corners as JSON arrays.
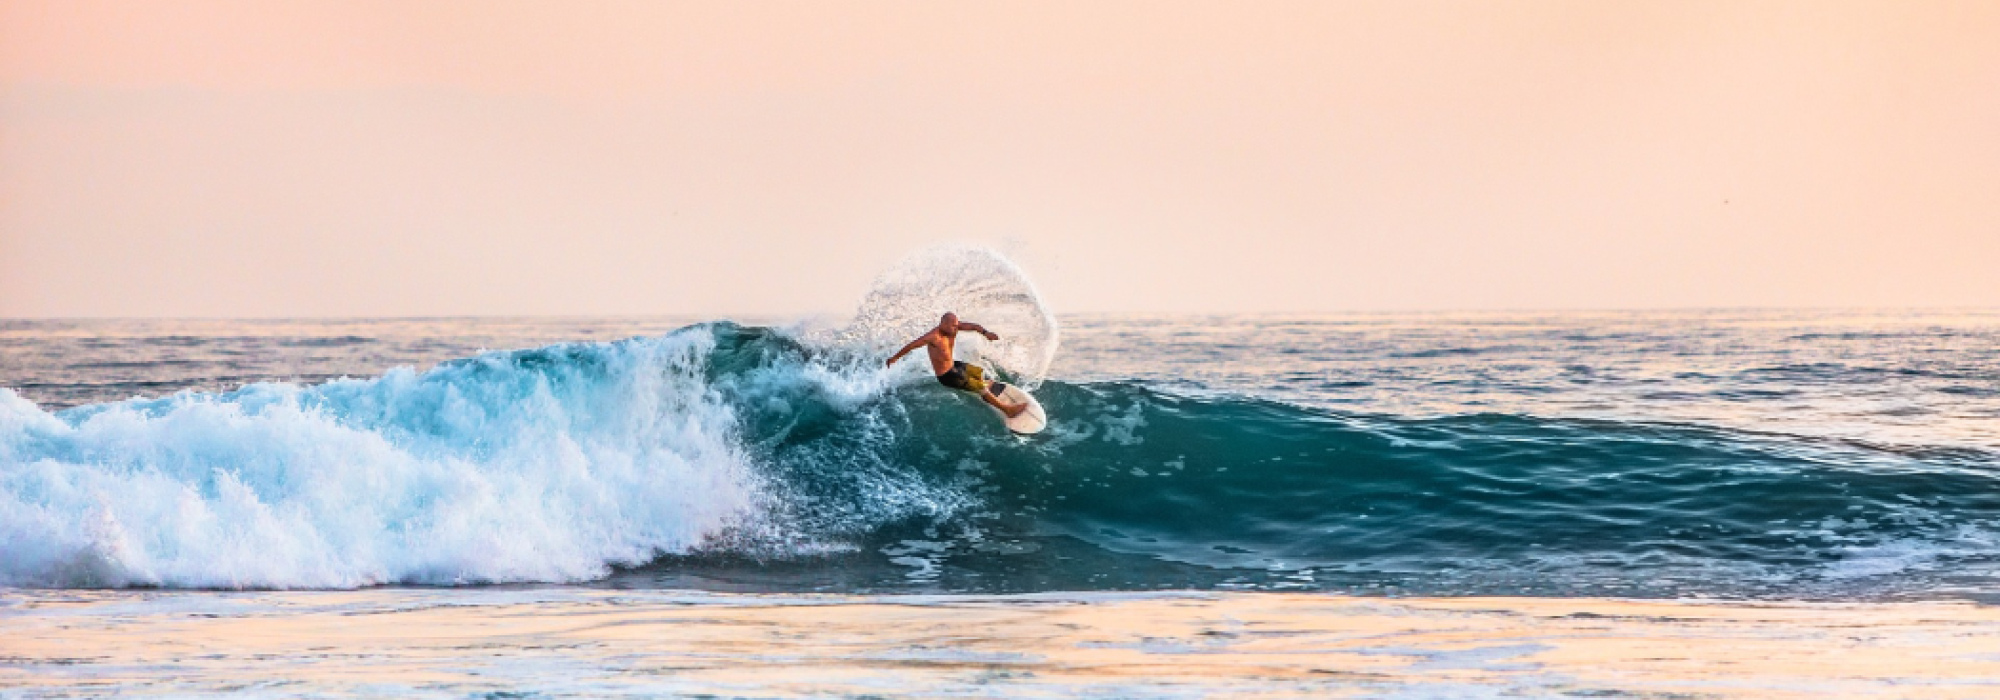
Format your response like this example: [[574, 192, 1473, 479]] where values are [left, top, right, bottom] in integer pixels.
[[4, 308, 1998, 600]]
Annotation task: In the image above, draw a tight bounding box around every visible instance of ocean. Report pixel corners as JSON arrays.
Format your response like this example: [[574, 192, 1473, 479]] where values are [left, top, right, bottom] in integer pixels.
[[7, 308, 1999, 600], [5, 252, 2000, 696]]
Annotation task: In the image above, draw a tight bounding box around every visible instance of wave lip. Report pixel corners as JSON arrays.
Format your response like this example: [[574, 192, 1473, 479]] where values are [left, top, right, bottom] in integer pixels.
[[0, 327, 762, 589]]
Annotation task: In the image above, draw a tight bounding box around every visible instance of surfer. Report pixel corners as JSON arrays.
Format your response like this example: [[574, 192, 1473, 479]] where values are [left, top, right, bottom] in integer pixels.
[[886, 312, 1030, 418]]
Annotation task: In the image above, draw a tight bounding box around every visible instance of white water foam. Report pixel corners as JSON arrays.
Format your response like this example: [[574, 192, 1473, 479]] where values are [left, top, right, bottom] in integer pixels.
[[0, 328, 765, 589]]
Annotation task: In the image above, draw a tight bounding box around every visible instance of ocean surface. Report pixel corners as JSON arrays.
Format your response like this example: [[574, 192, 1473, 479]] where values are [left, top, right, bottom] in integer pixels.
[[4, 260, 1998, 603]]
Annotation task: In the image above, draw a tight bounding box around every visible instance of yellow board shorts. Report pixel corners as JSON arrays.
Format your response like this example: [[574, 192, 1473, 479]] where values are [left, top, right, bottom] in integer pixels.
[[936, 361, 991, 394]]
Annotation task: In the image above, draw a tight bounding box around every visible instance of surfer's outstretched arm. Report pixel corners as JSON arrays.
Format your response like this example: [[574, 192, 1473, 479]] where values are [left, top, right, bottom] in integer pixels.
[[957, 321, 1000, 340], [885, 333, 932, 367]]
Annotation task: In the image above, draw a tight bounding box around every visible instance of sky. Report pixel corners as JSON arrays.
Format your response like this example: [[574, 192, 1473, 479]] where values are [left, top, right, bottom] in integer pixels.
[[2, 0, 1996, 317]]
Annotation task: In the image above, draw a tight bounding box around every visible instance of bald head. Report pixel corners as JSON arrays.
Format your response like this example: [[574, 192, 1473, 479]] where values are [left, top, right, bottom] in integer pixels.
[[939, 312, 959, 334]]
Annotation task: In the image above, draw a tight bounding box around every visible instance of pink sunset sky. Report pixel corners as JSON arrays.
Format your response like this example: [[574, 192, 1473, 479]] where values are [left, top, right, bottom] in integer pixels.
[[2, 1, 1996, 317]]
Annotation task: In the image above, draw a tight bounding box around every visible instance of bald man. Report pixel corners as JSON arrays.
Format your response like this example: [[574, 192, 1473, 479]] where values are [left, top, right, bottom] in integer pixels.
[[885, 312, 1029, 418]]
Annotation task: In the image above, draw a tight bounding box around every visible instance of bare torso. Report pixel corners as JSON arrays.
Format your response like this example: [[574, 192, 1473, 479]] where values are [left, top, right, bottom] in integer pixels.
[[923, 330, 957, 375], [887, 316, 996, 378]]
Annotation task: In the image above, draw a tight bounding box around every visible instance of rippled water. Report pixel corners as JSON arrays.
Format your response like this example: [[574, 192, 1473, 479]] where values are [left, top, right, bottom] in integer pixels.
[[1057, 310, 2000, 450]]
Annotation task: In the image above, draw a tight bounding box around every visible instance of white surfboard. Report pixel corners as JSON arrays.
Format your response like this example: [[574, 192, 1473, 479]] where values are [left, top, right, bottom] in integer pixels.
[[989, 382, 1047, 434]]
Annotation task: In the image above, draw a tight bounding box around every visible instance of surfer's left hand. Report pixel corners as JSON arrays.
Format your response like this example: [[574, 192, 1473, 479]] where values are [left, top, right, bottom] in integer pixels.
[[981, 331, 1000, 341]]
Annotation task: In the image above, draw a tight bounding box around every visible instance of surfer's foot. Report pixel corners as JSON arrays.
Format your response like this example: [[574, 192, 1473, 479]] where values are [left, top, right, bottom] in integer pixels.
[[981, 392, 1029, 418]]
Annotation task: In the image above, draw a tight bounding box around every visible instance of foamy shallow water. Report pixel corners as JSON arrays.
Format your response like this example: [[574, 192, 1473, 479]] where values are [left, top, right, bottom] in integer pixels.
[[6, 587, 2000, 698]]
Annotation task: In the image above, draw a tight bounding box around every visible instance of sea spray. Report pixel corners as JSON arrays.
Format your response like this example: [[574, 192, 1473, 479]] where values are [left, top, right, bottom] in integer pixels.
[[836, 245, 1061, 389]]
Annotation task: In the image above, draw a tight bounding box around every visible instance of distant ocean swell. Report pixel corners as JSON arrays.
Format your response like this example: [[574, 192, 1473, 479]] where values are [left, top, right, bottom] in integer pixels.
[[4, 321, 1998, 597]]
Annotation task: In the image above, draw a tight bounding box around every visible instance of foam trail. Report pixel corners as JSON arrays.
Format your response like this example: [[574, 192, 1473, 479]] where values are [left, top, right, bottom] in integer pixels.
[[0, 327, 762, 589]]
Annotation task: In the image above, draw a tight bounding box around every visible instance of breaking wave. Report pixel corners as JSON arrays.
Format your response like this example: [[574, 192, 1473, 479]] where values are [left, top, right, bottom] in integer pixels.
[[5, 248, 1998, 597], [5, 321, 1999, 597]]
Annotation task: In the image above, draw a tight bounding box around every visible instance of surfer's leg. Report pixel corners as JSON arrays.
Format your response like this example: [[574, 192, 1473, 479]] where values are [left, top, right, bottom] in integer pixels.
[[981, 389, 1028, 418]]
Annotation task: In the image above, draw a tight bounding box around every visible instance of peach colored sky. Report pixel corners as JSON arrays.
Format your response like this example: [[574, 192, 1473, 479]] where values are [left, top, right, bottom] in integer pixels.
[[2, 1, 1996, 317]]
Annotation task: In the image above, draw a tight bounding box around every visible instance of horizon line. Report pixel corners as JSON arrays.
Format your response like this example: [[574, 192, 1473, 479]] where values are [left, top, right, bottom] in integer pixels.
[[5, 304, 1999, 324]]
